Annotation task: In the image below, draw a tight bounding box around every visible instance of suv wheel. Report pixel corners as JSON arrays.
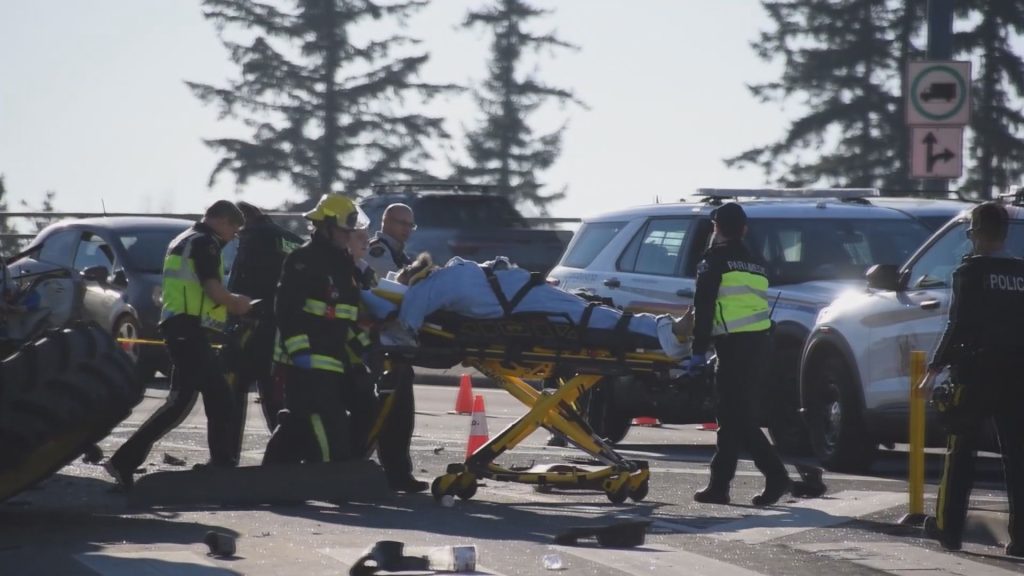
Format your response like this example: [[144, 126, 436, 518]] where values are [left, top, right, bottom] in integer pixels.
[[112, 314, 156, 382], [583, 378, 632, 445], [806, 352, 877, 472]]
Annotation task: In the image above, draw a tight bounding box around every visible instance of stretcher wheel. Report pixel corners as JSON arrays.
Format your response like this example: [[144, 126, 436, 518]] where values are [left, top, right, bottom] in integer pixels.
[[629, 480, 649, 502], [455, 477, 478, 500], [431, 474, 457, 502], [606, 483, 630, 504]]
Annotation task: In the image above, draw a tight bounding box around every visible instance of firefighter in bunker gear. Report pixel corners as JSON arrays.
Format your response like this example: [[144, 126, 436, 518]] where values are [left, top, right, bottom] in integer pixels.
[[262, 193, 374, 464], [918, 201, 1024, 557], [105, 200, 251, 490], [690, 202, 792, 507]]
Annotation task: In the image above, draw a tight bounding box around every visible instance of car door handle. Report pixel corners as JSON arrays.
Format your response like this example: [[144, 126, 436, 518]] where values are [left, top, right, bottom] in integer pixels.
[[920, 299, 941, 310], [603, 278, 621, 288], [676, 288, 694, 298]]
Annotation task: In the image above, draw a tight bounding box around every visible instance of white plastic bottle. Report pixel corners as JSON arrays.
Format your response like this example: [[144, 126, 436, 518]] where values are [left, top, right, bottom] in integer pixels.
[[423, 545, 477, 572]]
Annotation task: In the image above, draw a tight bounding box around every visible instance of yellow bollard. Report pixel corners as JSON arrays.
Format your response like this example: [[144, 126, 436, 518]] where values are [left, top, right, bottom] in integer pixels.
[[900, 350, 928, 525]]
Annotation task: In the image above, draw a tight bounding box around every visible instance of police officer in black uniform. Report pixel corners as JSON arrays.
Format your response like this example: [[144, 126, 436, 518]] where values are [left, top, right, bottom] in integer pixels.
[[690, 202, 792, 506], [105, 200, 251, 489], [362, 203, 425, 492], [263, 194, 375, 464], [918, 201, 1024, 557], [225, 201, 304, 441]]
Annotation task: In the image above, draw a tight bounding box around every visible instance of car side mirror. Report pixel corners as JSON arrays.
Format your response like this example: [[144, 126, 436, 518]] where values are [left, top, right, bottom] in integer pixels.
[[81, 265, 111, 284], [865, 264, 900, 291], [111, 269, 128, 287]]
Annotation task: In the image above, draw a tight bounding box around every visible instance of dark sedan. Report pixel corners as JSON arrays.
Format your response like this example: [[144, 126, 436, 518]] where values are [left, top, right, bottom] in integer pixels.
[[7, 217, 192, 380]]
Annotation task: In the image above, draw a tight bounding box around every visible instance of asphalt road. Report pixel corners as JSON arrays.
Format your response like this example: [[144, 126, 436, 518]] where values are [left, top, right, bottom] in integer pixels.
[[0, 380, 1020, 576]]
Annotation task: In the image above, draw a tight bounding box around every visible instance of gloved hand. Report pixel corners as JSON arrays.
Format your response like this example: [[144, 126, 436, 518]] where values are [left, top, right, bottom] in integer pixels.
[[683, 353, 707, 377], [291, 353, 313, 370]]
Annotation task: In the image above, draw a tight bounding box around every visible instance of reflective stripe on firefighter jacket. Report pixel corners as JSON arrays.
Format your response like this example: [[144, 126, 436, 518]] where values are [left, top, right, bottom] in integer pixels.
[[161, 227, 227, 332], [274, 235, 361, 374]]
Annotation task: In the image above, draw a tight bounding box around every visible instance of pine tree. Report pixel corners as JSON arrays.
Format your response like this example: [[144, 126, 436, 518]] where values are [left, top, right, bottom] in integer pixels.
[[454, 0, 583, 214], [188, 0, 455, 202], [727, 0, 922, 191], [955, 2, 1024, 199]]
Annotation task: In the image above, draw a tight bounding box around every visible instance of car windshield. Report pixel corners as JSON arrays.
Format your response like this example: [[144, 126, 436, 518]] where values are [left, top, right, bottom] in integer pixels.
[[746, 218, 931, 285], [415, 196, 528, 228], [116, 229, 185, 273]]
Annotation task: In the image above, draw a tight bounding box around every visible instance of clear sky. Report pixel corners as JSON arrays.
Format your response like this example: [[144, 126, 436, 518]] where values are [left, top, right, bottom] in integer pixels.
[[0, 1, 786, 219]]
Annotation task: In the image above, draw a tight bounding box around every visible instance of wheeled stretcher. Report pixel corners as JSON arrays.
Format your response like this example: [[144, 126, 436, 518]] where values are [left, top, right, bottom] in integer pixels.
[[373, 310, 689, 504]]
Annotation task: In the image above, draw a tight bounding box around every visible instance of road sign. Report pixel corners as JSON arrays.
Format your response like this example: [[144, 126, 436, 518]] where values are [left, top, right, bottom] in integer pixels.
[[906, 61, 971, 126], [910, 127, 963, 179]]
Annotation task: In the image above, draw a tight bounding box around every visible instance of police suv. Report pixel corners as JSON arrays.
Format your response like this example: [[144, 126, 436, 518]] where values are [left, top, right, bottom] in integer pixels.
[[548, 189, 967, 448], [801, 199, 1023, 472]]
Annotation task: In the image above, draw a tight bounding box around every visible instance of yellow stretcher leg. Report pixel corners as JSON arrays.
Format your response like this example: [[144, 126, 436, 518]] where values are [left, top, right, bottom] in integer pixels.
[[430, 358, 650, 505]]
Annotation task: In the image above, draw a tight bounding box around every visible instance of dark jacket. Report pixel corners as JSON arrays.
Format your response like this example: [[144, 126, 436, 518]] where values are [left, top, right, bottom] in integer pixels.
[[229, 215, 303, 304], [930, 254, 1024, 370], [275, 235, 362, 370]]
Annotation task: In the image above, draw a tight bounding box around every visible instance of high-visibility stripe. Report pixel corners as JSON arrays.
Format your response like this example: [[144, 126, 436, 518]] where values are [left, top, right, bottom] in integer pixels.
[[284, 334, 310, 354], [310, 354, 345, 373], [717, 285, 768, 299], [310, 414, 329, 461], [936, 434, 958, 530], [302, 299, 358, 320], [723, 310, 771, 331]]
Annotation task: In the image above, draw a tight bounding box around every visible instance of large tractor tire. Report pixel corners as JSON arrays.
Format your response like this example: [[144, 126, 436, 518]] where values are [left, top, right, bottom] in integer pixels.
[[0, 322, 143, 502]]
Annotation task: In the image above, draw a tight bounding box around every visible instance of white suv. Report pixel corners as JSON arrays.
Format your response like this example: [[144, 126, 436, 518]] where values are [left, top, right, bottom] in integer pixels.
[[548, 190, 967, 448], [801, 201, 1024, 472]]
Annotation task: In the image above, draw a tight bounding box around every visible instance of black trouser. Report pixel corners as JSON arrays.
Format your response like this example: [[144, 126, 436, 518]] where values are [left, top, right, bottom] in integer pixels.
[[374, 362, 417, 483], [709, 331, 788, 486], [111, 321, 236, 471], [935, 366, 1024, 545], [223, 315, 279, 462], [263, 364, 375, 464]]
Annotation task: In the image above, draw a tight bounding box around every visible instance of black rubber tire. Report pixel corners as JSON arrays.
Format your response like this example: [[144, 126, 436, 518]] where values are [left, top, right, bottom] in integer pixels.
[[583, 378, 632, 445], [0, 322, 143, 502], [805, 352, 877, 473]]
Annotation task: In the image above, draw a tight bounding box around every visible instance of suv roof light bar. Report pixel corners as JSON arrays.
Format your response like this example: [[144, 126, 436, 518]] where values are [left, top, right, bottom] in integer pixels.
[[695, 188, 880, 199]]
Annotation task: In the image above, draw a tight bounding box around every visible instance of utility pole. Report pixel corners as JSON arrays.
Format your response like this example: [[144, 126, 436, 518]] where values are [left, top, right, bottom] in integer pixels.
[[924, 0, 953, 195]]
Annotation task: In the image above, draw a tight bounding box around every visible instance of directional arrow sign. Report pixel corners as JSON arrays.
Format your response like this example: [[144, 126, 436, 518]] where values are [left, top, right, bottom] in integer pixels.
[[910, 127, 963, 179], [906, 61, 971, 126]]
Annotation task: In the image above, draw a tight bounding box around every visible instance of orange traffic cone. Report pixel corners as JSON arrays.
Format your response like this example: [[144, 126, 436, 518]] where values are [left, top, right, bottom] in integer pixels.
[[698, 421, 719, 431], [454, 373, 474, 414], [632, 416, 662, 427], [465, 395, 490, 458]]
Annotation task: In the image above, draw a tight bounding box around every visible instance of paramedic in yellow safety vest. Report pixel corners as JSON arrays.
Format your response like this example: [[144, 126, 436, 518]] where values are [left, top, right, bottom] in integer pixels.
[[104, 200, 251, 490], [689, 202, 792, 507], [262, 193, 375, 464]]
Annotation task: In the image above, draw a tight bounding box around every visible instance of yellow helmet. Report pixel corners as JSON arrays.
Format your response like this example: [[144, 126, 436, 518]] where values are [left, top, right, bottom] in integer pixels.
[[303, 193, 369, 230]]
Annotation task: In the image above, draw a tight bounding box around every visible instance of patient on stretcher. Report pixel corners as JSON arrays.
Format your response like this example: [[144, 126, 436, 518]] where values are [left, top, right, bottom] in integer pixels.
[[364, 254, 692, 360]]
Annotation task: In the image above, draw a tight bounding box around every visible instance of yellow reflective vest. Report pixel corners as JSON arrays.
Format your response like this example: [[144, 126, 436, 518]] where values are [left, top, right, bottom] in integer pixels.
[[692, 241, 772, 355], [160, 225, 227, 332]]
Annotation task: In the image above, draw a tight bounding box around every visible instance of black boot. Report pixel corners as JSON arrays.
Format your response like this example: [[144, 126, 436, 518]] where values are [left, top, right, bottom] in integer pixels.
[[1006, 541, 1023, 558], [389, 476, 428, 494], [752, 475, 792, 506], [924, 516, 962, 551], [693, 484, 730, 505]]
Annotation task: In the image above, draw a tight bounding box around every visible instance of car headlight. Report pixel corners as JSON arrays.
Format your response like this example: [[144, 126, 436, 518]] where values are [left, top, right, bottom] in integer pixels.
[[152, 286, 163, 307], [815, 306, 833, 325]]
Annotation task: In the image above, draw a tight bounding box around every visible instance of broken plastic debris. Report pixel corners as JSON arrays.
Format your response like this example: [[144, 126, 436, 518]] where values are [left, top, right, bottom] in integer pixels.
[[432, 446, 445, 454], [162, 453, 186, 466], [203, 531, 236, 557], [440, 495, 455, 507], [542, 553, 566, 570]]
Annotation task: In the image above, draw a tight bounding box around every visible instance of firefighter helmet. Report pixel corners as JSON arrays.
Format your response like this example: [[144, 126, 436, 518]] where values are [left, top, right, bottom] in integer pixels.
[[303, 194, 369, 231]]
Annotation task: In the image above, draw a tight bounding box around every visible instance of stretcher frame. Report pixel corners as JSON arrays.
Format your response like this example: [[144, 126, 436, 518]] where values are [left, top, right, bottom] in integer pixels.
[[374, 317, 685, 504]]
